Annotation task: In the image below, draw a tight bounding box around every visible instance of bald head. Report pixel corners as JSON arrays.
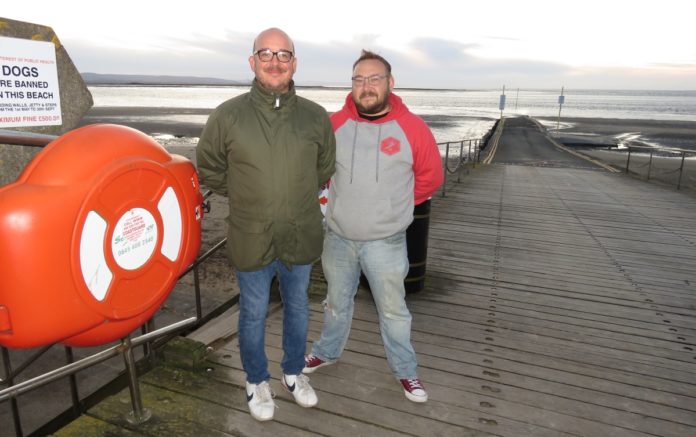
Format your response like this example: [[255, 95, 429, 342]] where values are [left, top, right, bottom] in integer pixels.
[[253, 27, 295, 54], [249, 27, 297, 94]]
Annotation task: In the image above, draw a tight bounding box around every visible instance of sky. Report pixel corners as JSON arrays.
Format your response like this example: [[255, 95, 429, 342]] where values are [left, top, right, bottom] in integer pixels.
[[2, 0, 695, 90]]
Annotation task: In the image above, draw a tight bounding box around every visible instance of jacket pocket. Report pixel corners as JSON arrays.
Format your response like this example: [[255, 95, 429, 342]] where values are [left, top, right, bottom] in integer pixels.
[[293, 139, 319, 179], [293, 207, 324, 263], [227, 214, 273, 271]]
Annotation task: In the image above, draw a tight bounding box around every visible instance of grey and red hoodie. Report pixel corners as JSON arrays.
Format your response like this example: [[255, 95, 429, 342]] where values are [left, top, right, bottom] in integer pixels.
[[326, 92, 444, 241]]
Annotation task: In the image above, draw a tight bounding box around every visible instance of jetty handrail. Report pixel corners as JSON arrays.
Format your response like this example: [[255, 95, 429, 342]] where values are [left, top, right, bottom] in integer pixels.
[[0, 189, 236, 436], [623, 145, 696, 190], [439, 138, 482, 197], [0, 129, 56, 147]]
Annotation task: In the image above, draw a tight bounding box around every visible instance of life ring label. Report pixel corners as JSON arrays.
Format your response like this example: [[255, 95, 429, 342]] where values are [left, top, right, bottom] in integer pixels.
[[112, 208, 158, 270]]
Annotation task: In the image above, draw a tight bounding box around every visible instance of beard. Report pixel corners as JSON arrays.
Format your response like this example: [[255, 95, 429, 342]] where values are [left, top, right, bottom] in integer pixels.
[[354, 89, 390, 115]]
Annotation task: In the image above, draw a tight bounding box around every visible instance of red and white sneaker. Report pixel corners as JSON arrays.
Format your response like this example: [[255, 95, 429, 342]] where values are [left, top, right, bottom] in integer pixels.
[[400, 378, 428, 403], [302, 354, 333, 374]]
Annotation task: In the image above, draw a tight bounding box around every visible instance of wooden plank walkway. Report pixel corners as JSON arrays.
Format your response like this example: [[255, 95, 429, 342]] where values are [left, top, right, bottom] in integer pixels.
[[55, 130, 696, 436], [422, 163, 696, 436]]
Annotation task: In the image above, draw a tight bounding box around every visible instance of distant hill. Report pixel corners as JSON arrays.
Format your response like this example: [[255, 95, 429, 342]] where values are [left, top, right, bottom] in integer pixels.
[[81, 72, 248, 86]]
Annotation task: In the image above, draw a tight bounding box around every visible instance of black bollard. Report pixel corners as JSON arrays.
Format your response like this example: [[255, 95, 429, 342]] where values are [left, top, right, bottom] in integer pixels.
[[358, 199, 432, 294], [405, 199, 431, 294]]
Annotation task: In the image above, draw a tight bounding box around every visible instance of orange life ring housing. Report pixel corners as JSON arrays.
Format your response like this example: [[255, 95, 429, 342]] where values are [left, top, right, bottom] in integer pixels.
[[0, 124, 203, 348]]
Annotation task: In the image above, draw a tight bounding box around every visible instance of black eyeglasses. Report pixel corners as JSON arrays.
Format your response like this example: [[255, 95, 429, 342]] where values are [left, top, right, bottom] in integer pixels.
[[254, 48, 294, 63], [351, 74, 389, 86]]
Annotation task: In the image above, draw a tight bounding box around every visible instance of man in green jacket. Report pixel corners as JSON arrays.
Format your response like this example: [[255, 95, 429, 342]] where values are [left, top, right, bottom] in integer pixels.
[[196, 27, 335, 422]]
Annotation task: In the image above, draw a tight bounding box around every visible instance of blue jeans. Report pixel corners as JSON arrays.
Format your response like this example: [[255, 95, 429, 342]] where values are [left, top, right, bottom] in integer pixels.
[[311, 230, 418, 379], [237, 260, 312, 384]]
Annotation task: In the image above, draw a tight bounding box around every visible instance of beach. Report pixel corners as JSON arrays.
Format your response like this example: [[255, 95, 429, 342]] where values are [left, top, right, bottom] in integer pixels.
[[76, 106, 696, 193], [538, 116, 696, 150], [78, 106, 696, 149], [77, 106, 211, 138]]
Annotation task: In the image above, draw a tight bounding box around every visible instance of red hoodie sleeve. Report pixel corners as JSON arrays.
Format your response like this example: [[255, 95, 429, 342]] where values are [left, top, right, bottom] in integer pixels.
[[401, 114, 444, 204]]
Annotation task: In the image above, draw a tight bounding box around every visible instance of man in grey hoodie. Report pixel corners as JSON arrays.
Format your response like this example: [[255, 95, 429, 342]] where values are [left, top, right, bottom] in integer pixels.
[[303, 50, 443, 403]]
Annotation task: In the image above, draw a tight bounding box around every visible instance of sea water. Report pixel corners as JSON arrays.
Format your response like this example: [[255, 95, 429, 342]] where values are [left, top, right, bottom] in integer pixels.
[[88, 86, 696, 144]]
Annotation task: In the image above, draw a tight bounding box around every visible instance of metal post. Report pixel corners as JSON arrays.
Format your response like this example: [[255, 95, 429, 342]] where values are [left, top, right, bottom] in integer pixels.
[[2, 346, 23, 437], [475, 140, 481, 167], [141, 318, 157, 365], [677, 152, 686, 190], [121, 337, 152, 424], [141, 322, 149, 355], [647, 150, 654, 180], [457, 140, 464, 182], [194, 265, 203, 320], [556, 86, 565, 133], [64, 347, 81, 415], [441, 142, 450, 197], [499, 85, 506, 119], [625, 147, 632, 173]]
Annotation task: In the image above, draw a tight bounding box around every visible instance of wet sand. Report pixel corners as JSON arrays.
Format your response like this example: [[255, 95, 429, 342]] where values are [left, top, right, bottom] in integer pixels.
[[78, 106, 212, 138], [77, 107, 696, 196], [80, 107, 696, 150], [537, 116, 696, 150]]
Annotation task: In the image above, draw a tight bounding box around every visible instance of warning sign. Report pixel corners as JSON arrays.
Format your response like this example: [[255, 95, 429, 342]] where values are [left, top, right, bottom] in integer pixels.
[[0, 36, 62, 127]]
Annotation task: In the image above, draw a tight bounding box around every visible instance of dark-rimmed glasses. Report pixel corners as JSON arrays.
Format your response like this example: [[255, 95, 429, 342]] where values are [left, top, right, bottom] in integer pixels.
[[254, 48, 294, 63], [351, 74, 389, 86]]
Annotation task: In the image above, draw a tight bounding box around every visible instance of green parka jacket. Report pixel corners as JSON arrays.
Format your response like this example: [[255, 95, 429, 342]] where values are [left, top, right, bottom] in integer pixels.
[[196, 80, 336, 271]]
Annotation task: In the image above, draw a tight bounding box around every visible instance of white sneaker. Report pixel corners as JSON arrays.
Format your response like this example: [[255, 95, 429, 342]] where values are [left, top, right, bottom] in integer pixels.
[[246, 381, 276, 421], [282, 373, 318, 407]]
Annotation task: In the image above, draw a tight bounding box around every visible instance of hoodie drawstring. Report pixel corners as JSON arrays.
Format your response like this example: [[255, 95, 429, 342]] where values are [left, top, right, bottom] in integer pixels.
[[349, 122, 358, 183], [375, 124, 382, 183], [350, 122, 383, 184]]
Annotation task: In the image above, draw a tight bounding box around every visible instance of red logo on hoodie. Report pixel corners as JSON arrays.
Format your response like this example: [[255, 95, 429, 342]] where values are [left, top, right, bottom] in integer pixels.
[[380, 137, 400, 156]]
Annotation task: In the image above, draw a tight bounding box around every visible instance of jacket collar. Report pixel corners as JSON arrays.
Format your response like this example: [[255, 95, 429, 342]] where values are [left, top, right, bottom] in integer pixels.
[[251, 79, 297, 110]]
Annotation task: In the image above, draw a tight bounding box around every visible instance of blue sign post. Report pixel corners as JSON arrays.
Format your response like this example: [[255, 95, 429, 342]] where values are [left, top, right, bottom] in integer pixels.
[[556, 86, 565, 132], [499, 85, 506, 119]]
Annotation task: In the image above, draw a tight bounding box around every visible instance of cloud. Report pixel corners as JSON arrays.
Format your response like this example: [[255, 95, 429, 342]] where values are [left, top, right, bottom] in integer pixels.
[[63, 32, 252, 80], [60, 32, 696, 90], [382, 37, 569, 89]]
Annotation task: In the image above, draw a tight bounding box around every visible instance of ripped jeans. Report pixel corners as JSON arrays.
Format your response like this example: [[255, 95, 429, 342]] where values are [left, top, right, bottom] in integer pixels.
[[310, 230, 418, 379]]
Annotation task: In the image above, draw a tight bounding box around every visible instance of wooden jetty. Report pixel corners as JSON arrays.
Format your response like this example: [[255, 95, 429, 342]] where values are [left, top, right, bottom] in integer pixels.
[[54, 117, 696, 436]]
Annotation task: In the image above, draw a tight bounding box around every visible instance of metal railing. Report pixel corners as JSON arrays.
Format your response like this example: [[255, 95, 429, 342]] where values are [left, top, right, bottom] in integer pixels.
[[0, 176, 234, 436], [624, 146, 696, 191], [440, 138, 482, 197], [0, 130, 57, 147]]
